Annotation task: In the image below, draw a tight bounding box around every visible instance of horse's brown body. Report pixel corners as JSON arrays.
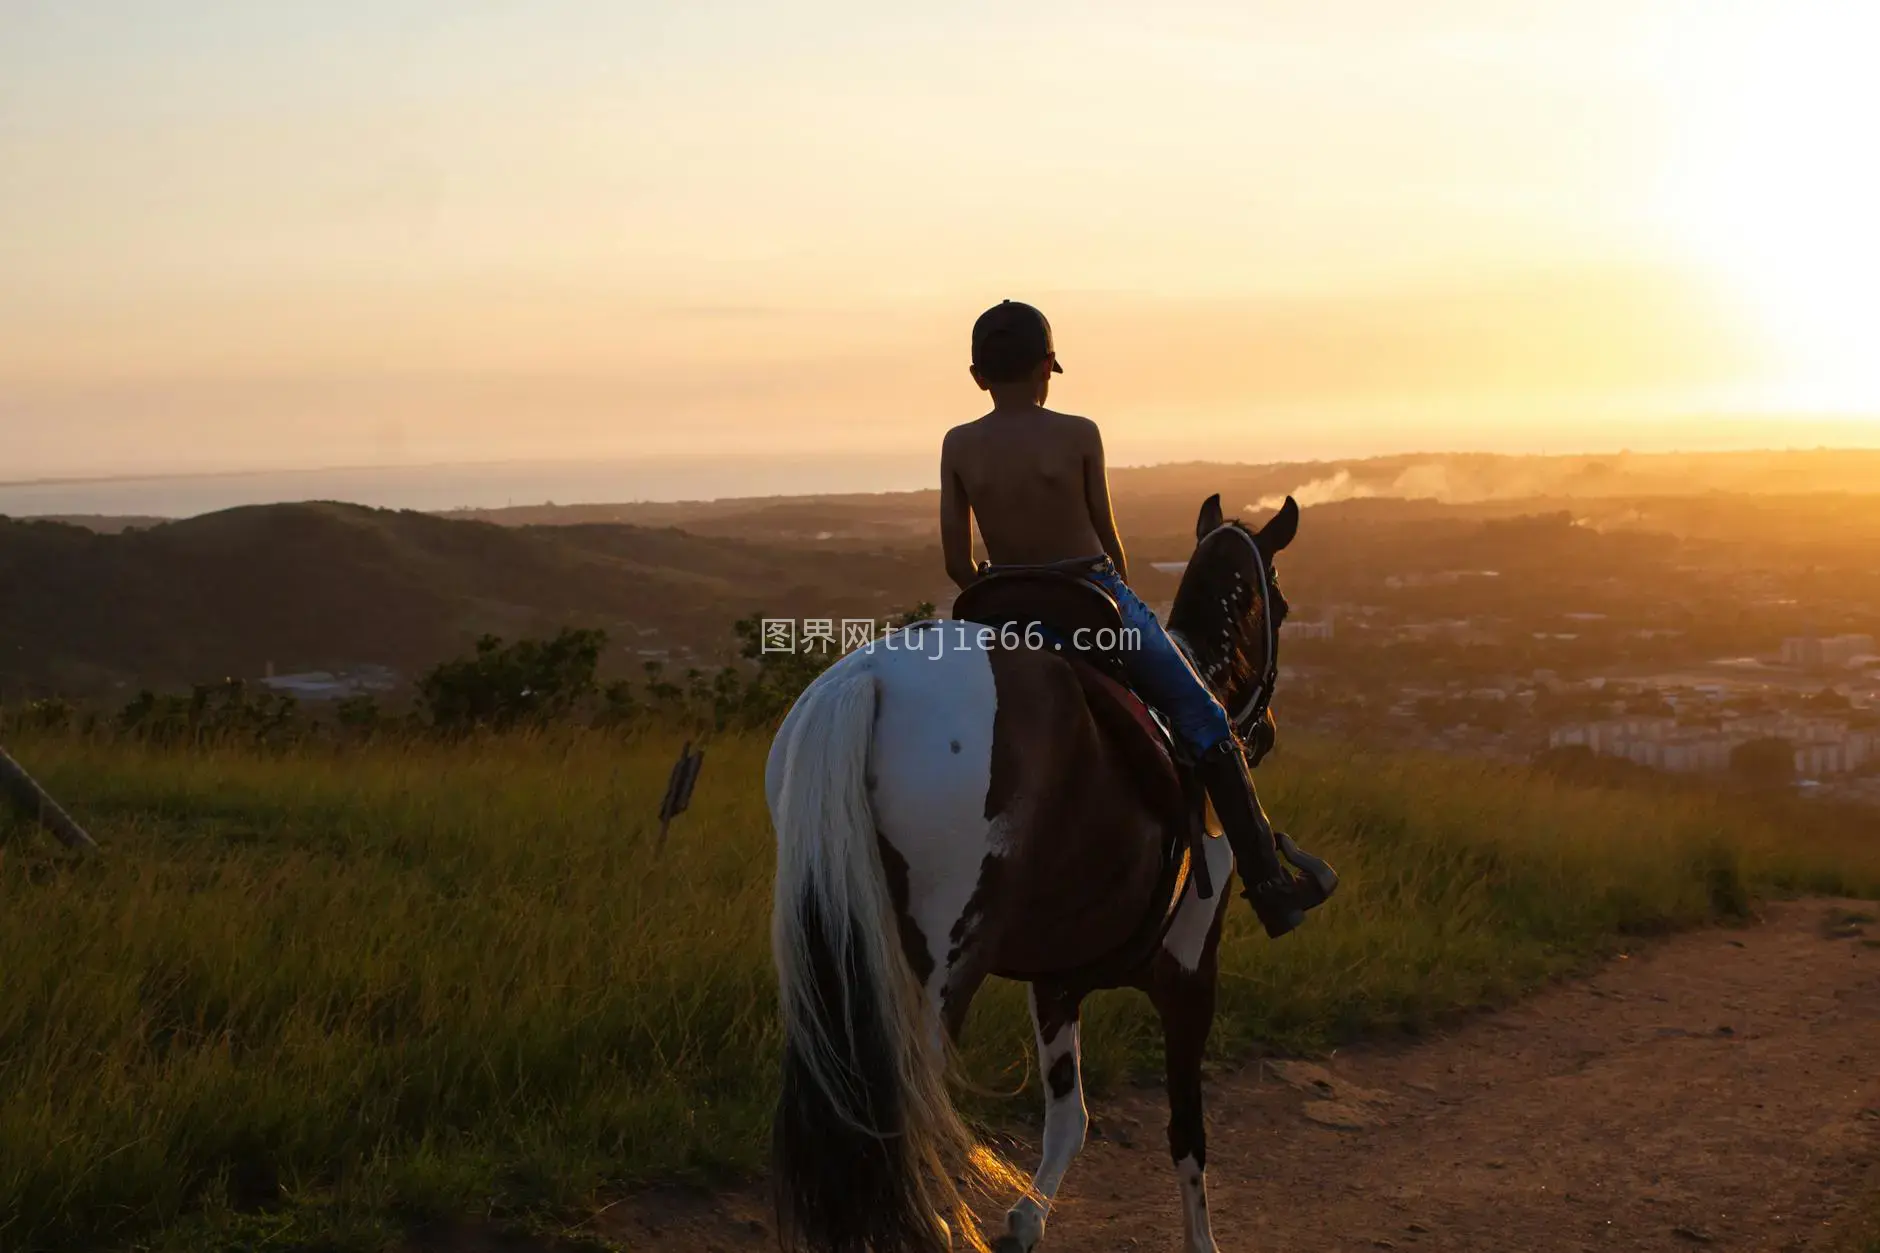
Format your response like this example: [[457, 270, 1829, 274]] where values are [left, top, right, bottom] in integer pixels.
[[978, 649, 1186, 978]]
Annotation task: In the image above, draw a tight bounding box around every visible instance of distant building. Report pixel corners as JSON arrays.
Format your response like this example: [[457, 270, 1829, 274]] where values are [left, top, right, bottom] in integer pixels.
[[1551, 715, 1872, 776], [1663, 740, 1733, 773], [1795, 741, 1851, 778], [1835, 635, 1877, 664], [1383, 570, 1500, 589], [259, 666, 398, 700], [1781, 633, 1876, 669]]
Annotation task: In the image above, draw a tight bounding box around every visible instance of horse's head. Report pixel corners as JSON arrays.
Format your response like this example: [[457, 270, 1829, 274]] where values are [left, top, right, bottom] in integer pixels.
[[1167, 493, 1298, 767]]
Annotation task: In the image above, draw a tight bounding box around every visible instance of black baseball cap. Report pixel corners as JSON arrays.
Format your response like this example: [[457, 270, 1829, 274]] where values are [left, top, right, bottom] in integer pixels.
[[971, 299, 1063, 382]]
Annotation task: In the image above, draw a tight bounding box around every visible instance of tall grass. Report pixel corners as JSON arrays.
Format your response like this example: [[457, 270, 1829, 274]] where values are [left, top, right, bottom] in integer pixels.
[[1, 731, 1876, 1251]]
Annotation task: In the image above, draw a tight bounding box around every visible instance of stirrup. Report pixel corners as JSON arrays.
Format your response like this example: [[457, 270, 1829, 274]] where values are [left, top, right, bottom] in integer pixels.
[[1277, 833, 1339, 900], [1242, 836, 1337, 939]]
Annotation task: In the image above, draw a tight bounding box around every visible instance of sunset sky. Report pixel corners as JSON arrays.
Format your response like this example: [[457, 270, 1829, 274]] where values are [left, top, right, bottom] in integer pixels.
[[3, 0, 1877, 481]]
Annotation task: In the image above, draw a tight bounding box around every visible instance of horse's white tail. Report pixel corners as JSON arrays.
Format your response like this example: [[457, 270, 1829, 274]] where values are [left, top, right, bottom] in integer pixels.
[[769, 666, 1002, 1253]]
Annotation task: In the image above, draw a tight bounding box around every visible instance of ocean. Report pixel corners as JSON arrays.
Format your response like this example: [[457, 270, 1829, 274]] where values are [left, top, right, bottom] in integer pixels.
[[0, 453, 937, 519]]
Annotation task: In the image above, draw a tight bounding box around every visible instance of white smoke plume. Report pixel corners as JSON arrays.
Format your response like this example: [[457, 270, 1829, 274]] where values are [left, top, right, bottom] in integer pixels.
[[1251, 463, 1455, 513]]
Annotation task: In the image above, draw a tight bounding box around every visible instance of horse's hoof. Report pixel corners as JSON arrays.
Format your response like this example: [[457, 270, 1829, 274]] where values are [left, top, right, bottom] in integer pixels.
[[999, 1199, 1047, 1251]]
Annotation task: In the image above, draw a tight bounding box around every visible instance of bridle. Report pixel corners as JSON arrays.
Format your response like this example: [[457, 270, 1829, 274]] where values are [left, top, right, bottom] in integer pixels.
[[1171, 522, 1281, 745], [1226, 523, 1282, 739]]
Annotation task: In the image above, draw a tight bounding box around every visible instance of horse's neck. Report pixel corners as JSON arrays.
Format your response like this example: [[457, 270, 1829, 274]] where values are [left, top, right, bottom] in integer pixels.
[[1168, 619, 1256, 713]]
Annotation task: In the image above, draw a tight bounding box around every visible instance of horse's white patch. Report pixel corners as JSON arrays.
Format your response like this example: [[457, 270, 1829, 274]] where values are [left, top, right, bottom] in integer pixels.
[[1162, 833, 1234, 972], [1006, 993, 1089, 1251], [1174, 1154, 1218, 1253], [864, 629, 1003, 999], [1032, 1018, 1087, 1190]]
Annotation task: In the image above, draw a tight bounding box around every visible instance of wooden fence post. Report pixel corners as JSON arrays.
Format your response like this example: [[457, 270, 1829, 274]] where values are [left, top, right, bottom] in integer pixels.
[[656, 741, 707, 846], [0, 745, 99, 852]]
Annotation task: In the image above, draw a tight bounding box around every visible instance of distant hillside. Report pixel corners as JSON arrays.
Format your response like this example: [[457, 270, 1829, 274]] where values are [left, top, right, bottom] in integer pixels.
[[0, 503, 946, 698], [12, 514, 169, 535], [29, 449, 1880, 545], [9, 460, 1877, 700], [443, 492, 941, 547], [443, 449, 1880, 542]]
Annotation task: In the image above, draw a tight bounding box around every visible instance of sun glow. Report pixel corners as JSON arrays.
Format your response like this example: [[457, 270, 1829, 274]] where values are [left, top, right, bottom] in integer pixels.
[[1667, 3, 1880, 413], [10, 3, 1880, 476]]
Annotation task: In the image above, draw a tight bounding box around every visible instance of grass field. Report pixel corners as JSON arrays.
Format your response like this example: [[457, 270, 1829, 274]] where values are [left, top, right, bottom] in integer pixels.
[[3, 729, 1878, 1252]]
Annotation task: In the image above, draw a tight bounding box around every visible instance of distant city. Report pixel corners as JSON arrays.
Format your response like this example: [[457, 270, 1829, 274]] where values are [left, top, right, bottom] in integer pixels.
[[1246, 490, 1880, 808], [1289, 617, 1879, 805]]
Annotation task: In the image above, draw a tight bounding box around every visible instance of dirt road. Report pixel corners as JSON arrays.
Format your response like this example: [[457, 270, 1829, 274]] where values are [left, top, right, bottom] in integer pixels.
[[595, 898, 1880, 1252]]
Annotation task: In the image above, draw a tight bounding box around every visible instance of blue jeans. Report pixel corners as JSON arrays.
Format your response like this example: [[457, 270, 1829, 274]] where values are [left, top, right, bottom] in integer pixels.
[[1084, 559, 1235, 755]]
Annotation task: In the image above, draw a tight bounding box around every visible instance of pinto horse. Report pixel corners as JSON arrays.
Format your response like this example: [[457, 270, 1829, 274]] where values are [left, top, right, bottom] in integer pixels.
[[765, 493, 1299, 1253]]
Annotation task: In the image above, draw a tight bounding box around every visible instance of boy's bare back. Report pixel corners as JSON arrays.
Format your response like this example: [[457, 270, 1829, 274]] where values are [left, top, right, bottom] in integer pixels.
[[940, 405, 1127, 590]]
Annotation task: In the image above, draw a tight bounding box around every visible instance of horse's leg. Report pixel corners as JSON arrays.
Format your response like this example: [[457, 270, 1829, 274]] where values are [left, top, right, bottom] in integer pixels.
[[997, 981, 1087, 1253], [1151, 945, 1221, 1253]]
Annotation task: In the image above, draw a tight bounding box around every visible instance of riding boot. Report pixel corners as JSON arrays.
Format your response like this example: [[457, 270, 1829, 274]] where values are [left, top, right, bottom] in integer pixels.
[[1195, 738, 1338, 939]]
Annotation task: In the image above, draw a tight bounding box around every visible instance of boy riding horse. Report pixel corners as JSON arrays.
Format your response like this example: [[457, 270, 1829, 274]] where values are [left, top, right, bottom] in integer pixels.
[[939, 299, 1336, 938]]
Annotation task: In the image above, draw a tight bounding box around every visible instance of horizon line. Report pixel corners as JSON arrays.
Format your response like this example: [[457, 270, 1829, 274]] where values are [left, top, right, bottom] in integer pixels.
[[7, 439, 1880, 494]]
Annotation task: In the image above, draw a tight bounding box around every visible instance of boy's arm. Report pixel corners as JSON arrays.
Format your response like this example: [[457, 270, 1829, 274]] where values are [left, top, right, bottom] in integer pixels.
[[939, 429, 979, 591], [1081, 420, 1128, 582]]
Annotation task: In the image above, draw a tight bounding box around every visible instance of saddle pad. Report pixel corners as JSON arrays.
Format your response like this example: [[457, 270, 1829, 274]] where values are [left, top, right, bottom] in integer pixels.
[[995, 653, 1198, 988], [1077, 662, 1174, 759], [1066, 657, 1184, 836]]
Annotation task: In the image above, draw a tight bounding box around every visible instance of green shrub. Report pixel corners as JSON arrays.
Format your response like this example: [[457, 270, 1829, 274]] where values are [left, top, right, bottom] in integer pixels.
[[416, 628, 607, 732], [114, 680, 300, 748]]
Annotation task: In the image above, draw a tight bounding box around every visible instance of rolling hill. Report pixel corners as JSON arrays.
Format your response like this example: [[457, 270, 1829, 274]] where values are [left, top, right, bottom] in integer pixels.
[[0, 503, 946, 698], [8, 449, 1879, 701]]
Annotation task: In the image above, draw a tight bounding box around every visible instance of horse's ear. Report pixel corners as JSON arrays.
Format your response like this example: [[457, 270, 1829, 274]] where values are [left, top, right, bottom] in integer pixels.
[[1254, 495, 1300, 555], [1195, 494, 1224, 542]]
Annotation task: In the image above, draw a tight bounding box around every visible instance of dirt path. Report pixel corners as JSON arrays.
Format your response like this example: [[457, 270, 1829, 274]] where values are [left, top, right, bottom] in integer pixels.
[[595, 898, 1880, 1252]]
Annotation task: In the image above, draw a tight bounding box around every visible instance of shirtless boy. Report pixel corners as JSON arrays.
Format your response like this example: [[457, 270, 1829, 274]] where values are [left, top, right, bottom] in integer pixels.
[[940, 299, 1336, 938]]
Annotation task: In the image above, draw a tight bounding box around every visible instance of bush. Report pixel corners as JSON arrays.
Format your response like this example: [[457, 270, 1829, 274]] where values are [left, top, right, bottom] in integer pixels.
[[23, 605, 942, 752], [1731, 736, 1796, 789], [3, 698, 76, 735], [333, 695, 386, 738], [417, 628, 606, 732], [115, 680, 299, 748]]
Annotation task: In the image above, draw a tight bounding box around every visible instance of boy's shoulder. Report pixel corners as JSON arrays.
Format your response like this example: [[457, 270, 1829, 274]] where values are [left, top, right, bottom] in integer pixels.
[[944, 408, 1100, 443], [1043, 408, 1104, 453]]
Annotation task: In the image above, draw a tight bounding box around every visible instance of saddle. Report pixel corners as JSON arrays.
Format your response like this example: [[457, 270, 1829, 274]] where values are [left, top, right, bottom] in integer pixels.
[[951, 563, 1131, 677], [952, 568, 1218, 980]]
